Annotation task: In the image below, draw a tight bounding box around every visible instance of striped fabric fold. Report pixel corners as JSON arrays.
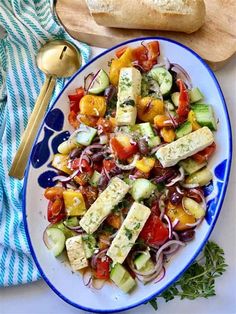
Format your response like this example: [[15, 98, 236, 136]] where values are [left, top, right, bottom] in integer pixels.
[[0, 0, 90, 286]]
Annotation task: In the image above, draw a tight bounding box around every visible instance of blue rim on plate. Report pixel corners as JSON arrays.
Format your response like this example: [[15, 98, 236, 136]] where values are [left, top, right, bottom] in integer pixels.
[[23, 36, 233, 313]]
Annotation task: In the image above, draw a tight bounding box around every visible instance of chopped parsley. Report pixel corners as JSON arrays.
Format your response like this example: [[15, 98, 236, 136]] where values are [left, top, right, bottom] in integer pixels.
[[124, 227, 133, 240]]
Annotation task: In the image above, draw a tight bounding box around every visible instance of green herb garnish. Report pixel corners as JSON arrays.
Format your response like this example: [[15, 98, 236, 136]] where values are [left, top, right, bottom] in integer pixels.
[[124, 227, 133, 240], [148, 241, 227, 310]]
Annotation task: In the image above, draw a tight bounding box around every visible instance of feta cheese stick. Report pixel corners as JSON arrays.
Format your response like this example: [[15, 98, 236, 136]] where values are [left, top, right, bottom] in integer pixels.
[[156, 126, 214, 168], [79, 177, 129, 234], [66, 235, 88, 271], [107, 202, 151, 264], [116, 67, 141, 126]]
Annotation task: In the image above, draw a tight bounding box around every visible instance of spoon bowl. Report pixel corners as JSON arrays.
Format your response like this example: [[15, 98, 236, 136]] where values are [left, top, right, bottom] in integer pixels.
[[9, 39, 81, 180]]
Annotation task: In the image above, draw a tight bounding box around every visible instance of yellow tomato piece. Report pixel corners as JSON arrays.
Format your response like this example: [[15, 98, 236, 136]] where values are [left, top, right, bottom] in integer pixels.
[[52, 154, 72, 175], [109, 117, 117, 128], [188, 110, 201, 131], [115, 134, 131, 147], [166, 201, 195, 231], [63, 190, 86, 216], [160, 127, 176, 143], [137, 97, 164, 122], [109, 48, 133, 86], [154, 114, 172, 128], [80, 95, 106, 117], [135, 157, 155, 173]]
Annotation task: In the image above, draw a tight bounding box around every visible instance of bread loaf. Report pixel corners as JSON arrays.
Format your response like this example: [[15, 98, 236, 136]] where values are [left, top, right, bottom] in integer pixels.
[[86, 0, 206, 34]]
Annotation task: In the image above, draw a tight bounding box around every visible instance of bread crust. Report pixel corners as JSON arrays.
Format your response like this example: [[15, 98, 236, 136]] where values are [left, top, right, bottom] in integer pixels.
[[86, 0, 206, 34]]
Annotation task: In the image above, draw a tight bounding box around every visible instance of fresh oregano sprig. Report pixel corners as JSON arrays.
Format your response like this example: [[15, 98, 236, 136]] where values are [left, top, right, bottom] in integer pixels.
[[148, 241, 227, 310]]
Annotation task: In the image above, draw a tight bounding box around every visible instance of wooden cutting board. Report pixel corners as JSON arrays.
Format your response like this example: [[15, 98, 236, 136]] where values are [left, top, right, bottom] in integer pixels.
[[55, 0, 236, 70]]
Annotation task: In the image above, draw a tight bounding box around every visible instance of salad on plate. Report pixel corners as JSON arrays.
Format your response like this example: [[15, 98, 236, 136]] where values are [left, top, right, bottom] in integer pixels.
[[43, 40, 217, 293]]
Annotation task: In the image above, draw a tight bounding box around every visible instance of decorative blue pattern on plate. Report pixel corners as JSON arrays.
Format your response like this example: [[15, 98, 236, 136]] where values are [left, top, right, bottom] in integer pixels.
[[38, 170, 58, 188], [45, 108, 64, 131], [214, 159, 227, 181], [51, 131, 70, 154], [31, 127, 54, 168]]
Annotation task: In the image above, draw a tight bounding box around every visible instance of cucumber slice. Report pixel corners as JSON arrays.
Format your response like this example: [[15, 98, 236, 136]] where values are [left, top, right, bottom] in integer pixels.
[[138, 122, 155, 138], [191, 104, 217, 131], [148, 67, 173, 96], [110, 263, 136, 293], [134, 251, 151, 270], [186, 168, 213, 186], [88, 69, 109, 94], [46, 228, 65, 257], [171, 92, 180, 107], [56, 222, 77, 239], [76, 124, 97, 146], [82, 234, 97, 258], [189, 87, 204, 103], [179, 158, 207, 175], [90, 170, 102, 187], [182, 197, 205, 219], [131, 178, 156, 201], [119, 274, 136, 293], [175, 121, 192, 139], [148, 136, 161, 148]]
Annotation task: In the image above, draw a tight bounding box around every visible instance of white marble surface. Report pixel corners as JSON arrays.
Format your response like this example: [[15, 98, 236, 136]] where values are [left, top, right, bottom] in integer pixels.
[[0, 43, 236, 314]]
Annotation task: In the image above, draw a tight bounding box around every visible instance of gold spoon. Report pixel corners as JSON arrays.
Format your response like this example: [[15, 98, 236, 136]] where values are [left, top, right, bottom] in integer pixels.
[[9, 40, 81, 180]]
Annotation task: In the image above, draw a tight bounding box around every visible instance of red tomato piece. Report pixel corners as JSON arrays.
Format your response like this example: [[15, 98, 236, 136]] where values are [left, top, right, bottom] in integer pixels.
[[68, 111, 80, 129], [95, 256, 111, 280], [115, 46, 127, 58], [140, 214, 169, 246], [176, 79, 190, 119], [71, 158, 93, 175], [96, 117, 114, 134], [132, 41, 160, 71], [110, 138, 138, 160], [47, 199, 65, 224], [192, 142, 216, 164], [103, 159, 116, 171], [68, 87, 84, 114]]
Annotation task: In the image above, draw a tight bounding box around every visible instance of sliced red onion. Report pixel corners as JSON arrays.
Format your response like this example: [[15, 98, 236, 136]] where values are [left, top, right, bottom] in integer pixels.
[[163, 215, 173, 239], [166, 108, 179, 128], [91, 249, 108, 269], [189, 188, 206, 211], [129, 253, 164, 284], [186, 218, 203, 227], [83, 268, 92, 286], [91, 278, 106, 290], [43, 225, 53, 249], [171, 63, 192, 89], [176, 186, 184, 195], [180, 182, 200, 189], [115, 154, 139, 171], [84, 73, 94, 92], [132, 61, 146, 72], [154, 266, 166, 283], [53, 168, 80, 183], [85, 70, 100, 92], [166, 167, 185, 187], [156, 240, 185, 261], [150, 143, 167, 155], [103, 166, 111, 180], [172, 218, 179, 229], [172, 231, 179, 241], [63, 222, 84, 233], [153, 57, 170, 70]]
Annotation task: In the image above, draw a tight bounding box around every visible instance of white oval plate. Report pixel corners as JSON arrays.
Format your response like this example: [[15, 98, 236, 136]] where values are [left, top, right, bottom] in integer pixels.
[[23, 37, 232, 313]]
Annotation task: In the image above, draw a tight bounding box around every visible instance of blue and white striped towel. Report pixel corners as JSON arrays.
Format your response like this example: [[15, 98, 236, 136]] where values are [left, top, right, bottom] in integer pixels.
[[0, 0, 90, 286]]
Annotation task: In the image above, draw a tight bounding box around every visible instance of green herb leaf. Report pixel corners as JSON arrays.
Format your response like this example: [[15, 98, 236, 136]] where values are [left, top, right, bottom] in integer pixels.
[[124, 227, 132, 240], [148, 241, 227, 310]]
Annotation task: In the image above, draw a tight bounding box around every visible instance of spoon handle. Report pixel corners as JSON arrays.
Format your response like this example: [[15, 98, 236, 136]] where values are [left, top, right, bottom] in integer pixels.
[[9, 76, 56, 180]]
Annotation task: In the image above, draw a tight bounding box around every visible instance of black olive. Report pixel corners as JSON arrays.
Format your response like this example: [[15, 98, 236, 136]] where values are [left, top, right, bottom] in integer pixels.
[[178, 229, 195, 242], [138, 138, 149, 155]]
